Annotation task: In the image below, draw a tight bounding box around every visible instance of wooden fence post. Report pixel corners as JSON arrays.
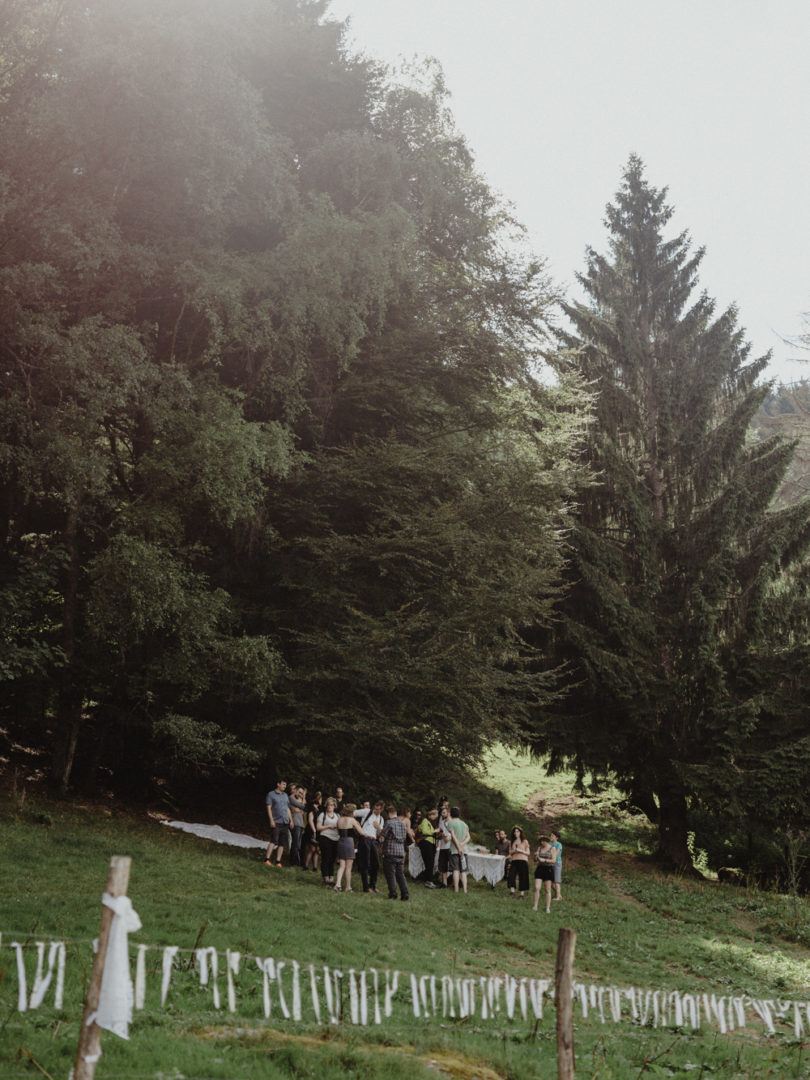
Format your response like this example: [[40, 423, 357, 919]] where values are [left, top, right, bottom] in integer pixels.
[[72, 855, 132, 1080], [555, 926, 576, 1080]]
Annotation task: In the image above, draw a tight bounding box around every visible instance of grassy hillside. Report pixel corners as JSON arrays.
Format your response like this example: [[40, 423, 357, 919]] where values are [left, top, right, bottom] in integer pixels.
[[2, 760, 810, 1079]]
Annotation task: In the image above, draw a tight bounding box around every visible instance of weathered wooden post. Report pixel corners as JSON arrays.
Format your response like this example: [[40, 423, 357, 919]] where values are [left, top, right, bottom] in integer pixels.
[[555, 926, 576, 1080], [72, 855, 132, 1080]]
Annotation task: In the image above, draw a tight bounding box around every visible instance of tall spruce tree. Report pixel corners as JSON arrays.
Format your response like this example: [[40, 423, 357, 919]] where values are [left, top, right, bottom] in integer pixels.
[[537, 157, 810, 869]]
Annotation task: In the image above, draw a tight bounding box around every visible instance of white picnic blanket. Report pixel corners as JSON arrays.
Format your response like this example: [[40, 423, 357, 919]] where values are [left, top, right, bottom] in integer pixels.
[[161, 821, 265, 850]]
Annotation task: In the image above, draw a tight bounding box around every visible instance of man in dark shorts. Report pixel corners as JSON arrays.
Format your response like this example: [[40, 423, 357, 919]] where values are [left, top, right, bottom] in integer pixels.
[[447, 806, 470, 894], [435, 804, 452, 887], [265, 779, 292, 867]]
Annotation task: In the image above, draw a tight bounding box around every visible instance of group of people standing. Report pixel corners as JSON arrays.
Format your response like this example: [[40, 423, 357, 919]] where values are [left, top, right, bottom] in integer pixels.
[[264, 780, 563, 911], [264, 783, 473, 899], [495, 826, 563, 913]]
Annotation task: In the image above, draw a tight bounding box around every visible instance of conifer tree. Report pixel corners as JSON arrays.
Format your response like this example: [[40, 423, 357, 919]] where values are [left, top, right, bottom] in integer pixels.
[[537, 157, 810, 868]]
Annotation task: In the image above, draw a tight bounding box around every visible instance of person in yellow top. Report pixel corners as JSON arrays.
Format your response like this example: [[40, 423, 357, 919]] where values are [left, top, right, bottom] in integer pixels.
[[416, 809, 438, 887]]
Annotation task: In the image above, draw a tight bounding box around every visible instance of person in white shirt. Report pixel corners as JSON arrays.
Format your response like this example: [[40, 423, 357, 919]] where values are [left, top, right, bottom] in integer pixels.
[[354, 799, 384, 893], [435, 804, 452, 888]]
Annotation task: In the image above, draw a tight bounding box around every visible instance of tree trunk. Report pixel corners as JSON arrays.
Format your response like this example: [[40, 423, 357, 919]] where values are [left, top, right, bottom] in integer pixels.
[[629, 776, 659, 823], [656, 785, 699, 873], [51, 499, 83, 792]]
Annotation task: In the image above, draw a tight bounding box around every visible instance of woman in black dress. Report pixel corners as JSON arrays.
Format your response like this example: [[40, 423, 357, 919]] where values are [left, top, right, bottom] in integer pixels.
[[333, 802, 364, 892], [303, 790, 322, 871], [533, 835, 556, 914]]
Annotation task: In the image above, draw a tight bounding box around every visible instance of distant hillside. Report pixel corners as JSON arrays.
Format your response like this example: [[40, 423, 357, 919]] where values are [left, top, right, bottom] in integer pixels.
[[755, 379, 810, 506]]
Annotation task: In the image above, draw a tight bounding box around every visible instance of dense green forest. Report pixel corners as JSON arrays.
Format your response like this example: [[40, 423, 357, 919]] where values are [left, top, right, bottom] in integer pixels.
[[0, 0, 587, 793], [2, 0, 809, 874]]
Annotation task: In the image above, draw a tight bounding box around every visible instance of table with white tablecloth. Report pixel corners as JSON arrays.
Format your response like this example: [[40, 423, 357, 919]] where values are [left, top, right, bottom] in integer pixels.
[[465, 851, 506, 886], [407, 844, 428, 878], [407, 845, 505, 886]]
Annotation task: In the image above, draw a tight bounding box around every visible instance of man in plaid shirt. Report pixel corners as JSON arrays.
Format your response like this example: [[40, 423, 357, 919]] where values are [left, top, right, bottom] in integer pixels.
[[381, 805, 414, 900]]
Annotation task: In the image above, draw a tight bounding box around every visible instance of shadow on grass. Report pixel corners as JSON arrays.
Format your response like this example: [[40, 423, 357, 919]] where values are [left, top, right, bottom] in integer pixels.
[[556, 811, 656, 854]]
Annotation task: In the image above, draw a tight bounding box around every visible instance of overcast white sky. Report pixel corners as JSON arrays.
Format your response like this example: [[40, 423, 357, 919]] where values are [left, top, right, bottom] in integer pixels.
[[328, 0, 810, 384]]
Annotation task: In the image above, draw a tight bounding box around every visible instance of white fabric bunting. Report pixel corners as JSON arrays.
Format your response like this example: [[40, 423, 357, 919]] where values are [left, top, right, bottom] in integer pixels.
[[7, 935, 810, 1044]]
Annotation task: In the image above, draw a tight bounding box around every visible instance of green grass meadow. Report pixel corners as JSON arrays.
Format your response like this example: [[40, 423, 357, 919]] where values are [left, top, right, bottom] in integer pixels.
[[2, 754, 810, 1079]]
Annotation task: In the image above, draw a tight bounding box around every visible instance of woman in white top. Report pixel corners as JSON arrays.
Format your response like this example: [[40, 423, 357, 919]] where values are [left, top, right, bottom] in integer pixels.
[[317, 797, 340, 885]]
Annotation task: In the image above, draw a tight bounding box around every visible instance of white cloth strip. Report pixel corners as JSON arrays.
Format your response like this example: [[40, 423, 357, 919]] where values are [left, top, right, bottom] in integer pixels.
[[349, 970, 359, 1025], [732, 997, 746, 1028], [209, 948, 221, 1010], [256, 958, 273, 1019], [323, 965, 335, 1023], [682, 993, 698, 1030], [11, 943, 27, 1012], [196, 948, 209, 985], [384, 970, 398, 1018], [441, 974, 454, 1018], [161, 946, 179, 1007], [226, 951, 241, 1014], [292, 960, 302, 1022], [505, 976, 517, 1020], [410, 973, 420, 1018], [55, 942, 65, 1010], [276, 961, 290, 1019], [419, 974, 430, 1017], [479, 976, 489, 1020], [29, 941, 64, 1010], [520, 980, 533, 1019], [466, 977, 476, 1018], [135, 945, 147, 1010], [332, 969, 343, 1021], [360, 970, 369, 1027], [370, 968, 381, 1026], [29, 943, 45, 1009], [94, 893, 142, 1040], [309, 965, 321, 1025], [751, 998, 775, 1035]]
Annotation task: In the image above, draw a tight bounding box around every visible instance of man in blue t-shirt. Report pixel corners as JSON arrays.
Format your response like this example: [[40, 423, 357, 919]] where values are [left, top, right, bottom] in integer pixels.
[[265, 779, 292, 867], [549, 830, 563, 901]]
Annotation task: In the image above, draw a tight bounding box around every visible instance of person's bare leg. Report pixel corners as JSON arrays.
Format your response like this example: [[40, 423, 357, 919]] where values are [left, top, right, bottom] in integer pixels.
[[533, 880, 541, 911], [545, 880, 552, 913], [460, 871, 467, 895], [335, 861, 345, 890], [345, 859, 354, 891], [452, 869, 460, 892]]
